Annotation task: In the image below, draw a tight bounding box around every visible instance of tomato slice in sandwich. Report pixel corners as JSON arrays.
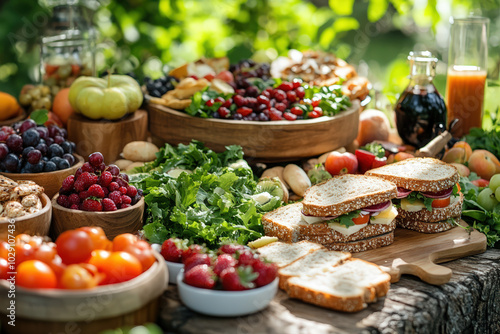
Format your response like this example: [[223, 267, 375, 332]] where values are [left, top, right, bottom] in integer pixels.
[[431, 197, 451, 208], [352, 213, 370, 225]]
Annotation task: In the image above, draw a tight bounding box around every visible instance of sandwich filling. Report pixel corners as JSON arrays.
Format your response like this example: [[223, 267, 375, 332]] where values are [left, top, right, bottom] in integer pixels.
[[394, 183, 460, 213], [301, 201, 398, 236]]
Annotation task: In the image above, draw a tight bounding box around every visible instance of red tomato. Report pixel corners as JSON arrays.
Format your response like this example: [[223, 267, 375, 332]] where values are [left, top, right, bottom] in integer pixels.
[[123, 241, 156, 272], [17, 260, 57, 289], [371, 156, 387, 169], [56, 230, 94, 265], [355, 149, 376, 174], [325, 152, 358, 176], [112, 233, 138, 252], [471, 179, 489, 188], [102, 252, 142, 284], [203, 73, 215, 81], [15, 243, 35, 267], [0, 241, 9, 259], [88, 249, 111, 273], [352, 213, 370, 225], [60, 264, 101, 289], [45, 64, 59, 76], [76, 227, 109, 250], [431, 197, 451, 208], [33, 243, 57, 265], [0, 258, 8, 279], [215, 70, 234, 83]]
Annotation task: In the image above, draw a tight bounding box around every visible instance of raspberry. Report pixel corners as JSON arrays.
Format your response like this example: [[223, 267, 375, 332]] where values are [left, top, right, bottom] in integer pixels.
[[88, 184, 105, 198], [119, 186, 128, 195], [102, 198, 117, 211], [78, 172, 98, 188], [120, 203, 131, 209], [57, 194, 70, 208], [121, 195, 132, 205], [89, 152, 104, 167], [99, 171, 113, 187], [81, 162, 94, 173], [70, 204, 79, 210], [68, 193, 80, 206], [109, 191, 122, 205], [126, 185, 138, 197], [79, 190, 90, 200], [108, 182, 119, 192], [82, 198, 102, 212], [61, 175, 75, 192], [74, 179, 86, 192], [103, 187, 109, 197]]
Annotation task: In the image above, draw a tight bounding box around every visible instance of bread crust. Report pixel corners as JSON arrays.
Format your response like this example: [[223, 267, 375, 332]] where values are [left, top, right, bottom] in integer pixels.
[[397, 217, 459, 233], [321, 231, 394, 253], [299, 221, 396, 243], [397, 193, 464, 223], [366, 158, 459, 192]]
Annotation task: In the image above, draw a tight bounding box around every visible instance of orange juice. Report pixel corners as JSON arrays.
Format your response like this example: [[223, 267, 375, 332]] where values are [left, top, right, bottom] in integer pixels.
[[446, 66, 487, 137]]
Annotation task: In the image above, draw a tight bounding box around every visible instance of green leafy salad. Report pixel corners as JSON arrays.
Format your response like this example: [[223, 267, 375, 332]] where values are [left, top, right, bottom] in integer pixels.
[[129, 141, 282, 249]]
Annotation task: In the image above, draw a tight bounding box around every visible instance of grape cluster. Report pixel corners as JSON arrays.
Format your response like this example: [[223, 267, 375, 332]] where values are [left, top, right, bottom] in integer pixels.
[[0, 119, 76, 173], [230, 59, 271, 89], [144, 76, 179, 98], [18, 85, 53, 111]]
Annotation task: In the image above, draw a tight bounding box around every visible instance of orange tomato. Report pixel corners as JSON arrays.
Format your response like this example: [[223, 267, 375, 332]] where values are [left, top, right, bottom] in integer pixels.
[[102, 252, 142, 284], [15, 243, 35, 267], [394, 152, 414, 162], [0, 241, 9, 259], [76, 227, 109, 250], [88, 249, 111, 273], [123, 241, 156, 272], [17, 260, 57, 289], [431, 197, 451, 208], [60, 264, 101, 289], [112, 233, 138, 252], [33, 243, 57, 265], [0, 258, 8, 279], [56, 230, 94, 265], [352, 213, 370, 225]]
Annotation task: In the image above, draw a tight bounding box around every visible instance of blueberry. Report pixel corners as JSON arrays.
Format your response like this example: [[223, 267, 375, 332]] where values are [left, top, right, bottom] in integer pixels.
[[32, 161, 44, 173], [36, 143, 48, 156], [57, 159, 70, 170], [63, 153, 75, 166], [43, 161, 57, 172], [60, 141, 73, 154], [22, 129, 40, 147], [42, 156, 49, 162], [23, 162, 35, 173], [48, 144, 64, 158], [50, 156, 63, 165]]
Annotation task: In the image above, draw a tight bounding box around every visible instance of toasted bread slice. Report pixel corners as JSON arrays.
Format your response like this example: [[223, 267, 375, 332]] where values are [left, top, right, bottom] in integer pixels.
[[285, 258, 391, 312], [256, 240, 324, 268], [302, 174, 397, 217], [397, 217, 459, 233], [366, 158, 459, 192], [262, 202, 303, 243], [321, 231, 395, 253]]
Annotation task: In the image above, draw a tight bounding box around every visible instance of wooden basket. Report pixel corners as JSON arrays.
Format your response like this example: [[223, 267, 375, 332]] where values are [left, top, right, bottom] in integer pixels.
[[67, 110, 148, 165], [148, 101, 360, 162], [0, 252, 167, 334], [0, 193, 52, 239], [51, 195, 145, 240], [0, 154, 84, 200]]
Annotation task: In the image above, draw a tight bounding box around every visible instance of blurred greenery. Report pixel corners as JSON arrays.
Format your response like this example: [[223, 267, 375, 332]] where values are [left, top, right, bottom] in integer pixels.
[[0, 0, 499, 122]]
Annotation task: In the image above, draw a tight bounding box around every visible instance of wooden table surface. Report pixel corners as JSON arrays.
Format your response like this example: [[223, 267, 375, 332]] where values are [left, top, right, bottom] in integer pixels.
[[158, 248, 500, 334]]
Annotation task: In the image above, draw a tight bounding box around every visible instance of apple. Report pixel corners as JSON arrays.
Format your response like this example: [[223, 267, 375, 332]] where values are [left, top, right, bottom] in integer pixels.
[[325, 152, 358, 176]]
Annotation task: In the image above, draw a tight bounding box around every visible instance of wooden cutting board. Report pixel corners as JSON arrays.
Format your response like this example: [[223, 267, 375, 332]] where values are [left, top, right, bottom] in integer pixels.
[[354, 221, 487, 285]]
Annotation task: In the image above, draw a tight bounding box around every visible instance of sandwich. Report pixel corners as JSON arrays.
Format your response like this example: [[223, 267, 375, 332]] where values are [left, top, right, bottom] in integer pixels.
[[365, 157, 462, 233], [262, 174, 399, 253]]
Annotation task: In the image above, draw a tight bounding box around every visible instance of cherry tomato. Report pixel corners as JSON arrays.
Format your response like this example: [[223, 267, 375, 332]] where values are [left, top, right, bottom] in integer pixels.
[[371, 156, 387, 169], [33, 243, 57, 265], [0, 258, 8, 279], [471, 179, 489, 188], [102, 252, 142, 284], [431, 197, 451, 208], [60, 264, 100, 289], [355, 149, 376, 174], [17, 260, 57, 289], [15, 243, 35, 267], [112, 233, 138, 252], [88, 249, 111, 273], [352, 213, 370, 225], [76, 226, 109, 249], [325, 152, 358, 176], [123, 241, 156, 272], [48, 255, 67, 279], [56, 230, 94, 265], [0, 241, 10, 259]]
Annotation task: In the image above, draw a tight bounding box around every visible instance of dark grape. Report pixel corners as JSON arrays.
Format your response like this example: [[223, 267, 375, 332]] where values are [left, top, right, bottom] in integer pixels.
[[47, 126, 61, 138], [4, 154, 19, 172], [0, 131, 8, 142], [43, 161, 57, 172], [54, 136, 65, 144], [27, 149, 42, 164], [60, 128, 68, 139], [246, 86, 259, 97], [22, 147, 34, 160], [118, 173, 129, 182], [35, 127, 49, 140], [57, 159, 70, 170], [62, 153, 75, 166], [6, 134, 23, 153], [0, 143, 8, 160], [35, 143, 48, 155], [22, 129, 40, 147], [32, 162, 44, 173], [106, 164, 120, 176], [45, 137, 54, 146], [18, 119, 37, 134], [48, 144, 64, 158], [50, 157, 63, 166]]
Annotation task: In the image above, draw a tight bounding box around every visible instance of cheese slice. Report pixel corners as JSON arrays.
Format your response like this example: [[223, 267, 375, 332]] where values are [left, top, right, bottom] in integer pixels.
[[370, 205, 398, 225], [327, 222, 367, 236], [401, 198, 426, 212], [301, 213, 324, 224]]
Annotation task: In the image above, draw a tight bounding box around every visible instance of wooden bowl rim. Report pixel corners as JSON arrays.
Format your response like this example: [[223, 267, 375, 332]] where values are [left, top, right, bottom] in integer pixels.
[[0, 154, 84, 178], [68, 109, 147, 124], [0, 109, 27, 126], [0, 193, 51, 225], [52, 193, 145, 216], [148, 99, 361, 127]]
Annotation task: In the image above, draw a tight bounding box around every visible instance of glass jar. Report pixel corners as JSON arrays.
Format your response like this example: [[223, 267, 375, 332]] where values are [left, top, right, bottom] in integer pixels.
[[40, 0, 97, 95], [395, 51, 447, 148]]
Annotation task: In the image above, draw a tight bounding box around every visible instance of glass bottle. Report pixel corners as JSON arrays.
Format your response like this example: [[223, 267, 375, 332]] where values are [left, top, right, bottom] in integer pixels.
[[395, 51, 447, 148], [40, 0, 98, 95]]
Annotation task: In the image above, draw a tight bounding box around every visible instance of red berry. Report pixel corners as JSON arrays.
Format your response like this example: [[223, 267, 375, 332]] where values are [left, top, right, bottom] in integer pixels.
[[78, 172, 98, 188], [74, 180, 86, 193], [252, 260, 278, 287], [68, 193, 80, 206], [218, 107, 230, 118], [237, 107, 252, 117], [313, 106, 323, 116], [109, 191, 122, 205], [262, 90, 271, 98], [275, 102, 286, 112], [82, 198, 102, 212], [106, 165, 120, 176], [290, 107, 303, 116], [70, 204, 79, 210], [119, 186, 128, 195], [184, 253, 212, 273], [213, 254, 237, 276], [311, 99, 320, 107], [184, 264, 216, 289], [233, 95, 245, 107], [222, 98, 232, 108], [269, 108, 283, 121], [283, 112, 297, 121], [205, 99, 215, 107], [103, 187, 109, 197], [88, 184, 105, 198], [181, 244, 205, 263], [257, 95, 270, 106], [79, 190, 90, 200], [81, 162, 94, 173], [120, 203, 131, 209], [99, 171, 113, 187], [108, 182, 119, 192], [218, 244, 246, 255], [61, 175, 75, 192], [89, 152, 104, 167], [292, 79, 302, 89], [102, 198, 117, 211], [160, 238, 184, 263], [273, 89, 286, 102], [309, 110, 320, 119], [214, 97, 225, 104], [237, 250, 256, 266], [126, 185, 138, 197], [286, 91, 297, 102], [295, 86, 305, 99], [121, 195, 132, 205], [74, 168, 83, 180], [220, 266, 256, 291], [278, 82, 294, 92], [57, 195, 70, 208]]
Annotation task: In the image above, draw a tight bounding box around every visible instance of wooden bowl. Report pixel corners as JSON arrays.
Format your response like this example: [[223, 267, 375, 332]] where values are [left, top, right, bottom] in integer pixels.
[[0, 154, 84, 199], [148, 100, 360, 162], [0, 109, 26, 126], [0, 193, 52, 239], [0, 251, 167, 334], [67, 110, 148, 165], [51, 195, 145, 240]]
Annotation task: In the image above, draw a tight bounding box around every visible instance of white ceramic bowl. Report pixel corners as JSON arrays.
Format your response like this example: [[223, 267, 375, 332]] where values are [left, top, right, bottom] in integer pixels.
[[177, 269, 278, 317], [166, 260, 184, 284]]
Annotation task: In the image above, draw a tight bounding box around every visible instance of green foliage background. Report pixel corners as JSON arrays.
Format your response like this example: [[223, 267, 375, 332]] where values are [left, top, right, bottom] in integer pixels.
[[0, 0, 499, 115]]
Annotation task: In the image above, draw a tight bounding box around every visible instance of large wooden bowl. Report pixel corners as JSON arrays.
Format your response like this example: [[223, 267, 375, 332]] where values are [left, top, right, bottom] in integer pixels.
[[51, 195, 145, 240], [0, 251, 167, 334], [0, 154, 84, 199], [0, 109, 26, 126], [148, 100, 360, 162], [0, 193, 52, 239], [67, 110, 148, 165]]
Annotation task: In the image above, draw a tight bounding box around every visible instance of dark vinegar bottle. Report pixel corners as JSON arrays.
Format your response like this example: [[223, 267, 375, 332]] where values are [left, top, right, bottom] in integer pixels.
[[395, 51, 447, 148]]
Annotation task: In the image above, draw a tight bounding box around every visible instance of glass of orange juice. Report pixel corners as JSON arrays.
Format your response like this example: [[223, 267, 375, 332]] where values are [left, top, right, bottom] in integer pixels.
[[446, 16, 489, 138]]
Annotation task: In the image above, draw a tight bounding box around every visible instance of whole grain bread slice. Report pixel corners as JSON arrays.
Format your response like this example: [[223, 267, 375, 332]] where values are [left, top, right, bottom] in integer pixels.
[[256, 240, 324, 268], [397, 193, 463, 223], [285, 258, 391, 312], [262, 202, 303, 243], [397, 216, 460, 233], [302, 174, 397, 217], [366, 158, 459, 192], [321, 231, 395, 253], [298, 220, 396, 243]]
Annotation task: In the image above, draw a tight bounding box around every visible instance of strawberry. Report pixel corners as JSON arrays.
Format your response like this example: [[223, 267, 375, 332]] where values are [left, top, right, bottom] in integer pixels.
[[160, 238, 186, 263], [236, 250, 256, 266], [108, 182, 119, 192], [79, 190, 90, 200], [213, 254, 237, 276], [70, 204, 79, 210], [88, 184, 105, 198], [220, 266, 258, 291], [82, 198, 102, 212], [78, 172, 98, 188], [184, 264, 216, 289], [109, 191, 122, 205], [252, 259, 278, 287], [183, 253, 212, 272], [57, 194, 70, 208], [98, 171, 113, 187], [102, 198, 117, 211], [181, 244, 205, 263], [120, 203, 131, 209], [218, 244, 246, 255], [121, 195, 132, 205], [68, 193, 80, 206], [61, 175, 74, 192], [74, 167, 83, 180], [74, 179, 86, 192]]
